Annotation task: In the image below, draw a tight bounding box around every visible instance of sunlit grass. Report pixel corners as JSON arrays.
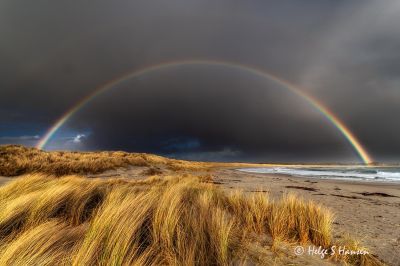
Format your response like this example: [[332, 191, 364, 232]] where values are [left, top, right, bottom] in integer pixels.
[[0, 174, 382, 265], [0, 145, 210, 176]]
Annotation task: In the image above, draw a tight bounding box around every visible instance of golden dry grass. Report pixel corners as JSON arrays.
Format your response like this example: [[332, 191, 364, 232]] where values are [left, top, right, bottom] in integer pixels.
[[0, 145, 211, 177], [0, 174, 382, 265], [0, 145, 384, 265]]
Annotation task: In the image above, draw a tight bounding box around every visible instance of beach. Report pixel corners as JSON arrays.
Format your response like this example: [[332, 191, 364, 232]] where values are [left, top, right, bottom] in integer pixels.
[[82, 164, 400, 265], [212, 168, 400, 265], [1, 148, 399, 265]]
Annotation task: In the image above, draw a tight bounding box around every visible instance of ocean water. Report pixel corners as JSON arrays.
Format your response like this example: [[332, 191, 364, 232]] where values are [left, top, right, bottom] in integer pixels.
[[238, 166, 400, 183]]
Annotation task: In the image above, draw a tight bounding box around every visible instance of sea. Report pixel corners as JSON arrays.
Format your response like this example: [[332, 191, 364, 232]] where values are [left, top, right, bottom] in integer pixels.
[[238, 166, 400, 183]]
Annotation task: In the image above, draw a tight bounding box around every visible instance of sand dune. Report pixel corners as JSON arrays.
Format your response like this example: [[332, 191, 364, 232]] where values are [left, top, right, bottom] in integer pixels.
[[0, 145, 389, 265]]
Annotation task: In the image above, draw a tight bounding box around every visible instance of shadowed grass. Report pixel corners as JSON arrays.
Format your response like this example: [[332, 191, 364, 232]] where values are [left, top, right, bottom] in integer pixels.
[[0, 174, 382, 265]]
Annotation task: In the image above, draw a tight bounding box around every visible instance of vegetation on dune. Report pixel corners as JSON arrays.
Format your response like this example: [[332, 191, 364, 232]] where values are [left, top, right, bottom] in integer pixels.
[[0, 145, 209, 177], [0, 145, 383, 265], [0, 174, 382, 265]]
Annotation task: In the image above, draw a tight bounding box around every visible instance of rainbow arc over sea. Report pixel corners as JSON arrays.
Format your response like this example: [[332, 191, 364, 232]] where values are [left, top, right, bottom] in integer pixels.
[[36, 59, 373, 164]]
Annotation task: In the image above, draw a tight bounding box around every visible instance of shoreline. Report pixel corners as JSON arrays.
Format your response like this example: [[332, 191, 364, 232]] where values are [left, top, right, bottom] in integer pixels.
[[238, 171, 400, 185], [212, 168, 400, 265], [236, 166, 400, 184]]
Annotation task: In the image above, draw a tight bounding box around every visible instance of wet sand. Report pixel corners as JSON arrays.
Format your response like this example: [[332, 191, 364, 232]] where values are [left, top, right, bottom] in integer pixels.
[[212, 168, 400, 266]]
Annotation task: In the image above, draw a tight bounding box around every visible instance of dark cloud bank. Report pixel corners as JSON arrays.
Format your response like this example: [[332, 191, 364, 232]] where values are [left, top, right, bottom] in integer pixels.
[[0, 0, 399, 163]]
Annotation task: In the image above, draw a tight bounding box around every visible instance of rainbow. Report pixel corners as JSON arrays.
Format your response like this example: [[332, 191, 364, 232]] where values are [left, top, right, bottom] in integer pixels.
[[36, 59, 373, 164]]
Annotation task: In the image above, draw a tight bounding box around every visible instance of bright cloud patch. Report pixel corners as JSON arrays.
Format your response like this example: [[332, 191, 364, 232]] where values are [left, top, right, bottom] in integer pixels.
[[73, 134, 86, 143]]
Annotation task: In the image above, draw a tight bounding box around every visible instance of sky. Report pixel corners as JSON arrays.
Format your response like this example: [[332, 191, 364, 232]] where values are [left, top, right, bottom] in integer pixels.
[[1, 0, 399, 163]]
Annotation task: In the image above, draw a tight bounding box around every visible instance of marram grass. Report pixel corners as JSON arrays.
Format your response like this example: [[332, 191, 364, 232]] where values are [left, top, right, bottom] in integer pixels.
[[0, 174, 382, 265], [0, 145, 209, 176]]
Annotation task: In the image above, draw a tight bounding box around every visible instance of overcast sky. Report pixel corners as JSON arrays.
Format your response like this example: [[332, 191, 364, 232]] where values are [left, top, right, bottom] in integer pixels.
[[1, 0, 399, 163]]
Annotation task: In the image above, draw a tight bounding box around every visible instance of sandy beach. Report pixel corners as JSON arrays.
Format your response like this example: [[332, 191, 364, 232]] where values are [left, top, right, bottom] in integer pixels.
[[82, 165, 400, 265], [211, 168, 400, 265], [1, 161, 399, 265]]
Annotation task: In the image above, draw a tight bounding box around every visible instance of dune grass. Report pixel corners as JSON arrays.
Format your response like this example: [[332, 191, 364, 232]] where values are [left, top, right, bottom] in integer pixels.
[[0, 174, 382, 265], [0, 145, 211, 177]]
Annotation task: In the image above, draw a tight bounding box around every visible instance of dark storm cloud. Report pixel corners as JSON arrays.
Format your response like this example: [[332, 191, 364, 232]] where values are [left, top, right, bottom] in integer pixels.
[[66, 66, 355, 162], [299, 0, 400, 161], [1, 0, 399, 162], [0, 135, 39, 147]]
